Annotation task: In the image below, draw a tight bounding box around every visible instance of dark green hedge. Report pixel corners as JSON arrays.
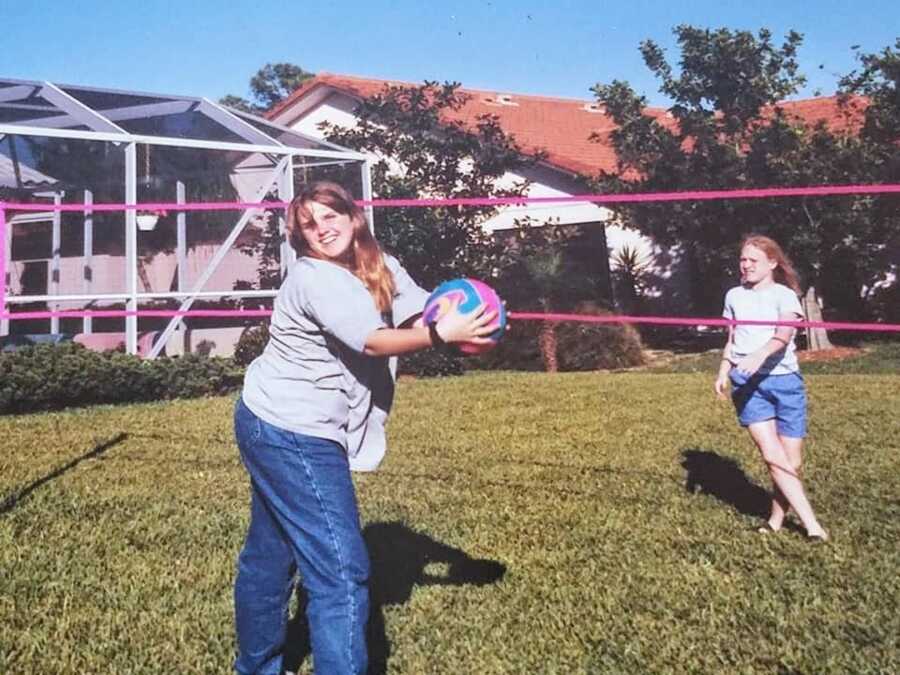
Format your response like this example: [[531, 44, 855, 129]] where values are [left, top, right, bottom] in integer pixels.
[[0, 343, 242, 415]]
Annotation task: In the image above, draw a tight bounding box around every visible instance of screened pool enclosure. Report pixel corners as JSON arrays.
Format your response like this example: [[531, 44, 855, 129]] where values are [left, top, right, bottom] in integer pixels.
[[0, 78, 371, 357]]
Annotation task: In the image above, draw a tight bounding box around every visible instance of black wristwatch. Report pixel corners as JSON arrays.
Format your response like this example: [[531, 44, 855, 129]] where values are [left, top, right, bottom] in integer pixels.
[[428, 322, 446, 349]]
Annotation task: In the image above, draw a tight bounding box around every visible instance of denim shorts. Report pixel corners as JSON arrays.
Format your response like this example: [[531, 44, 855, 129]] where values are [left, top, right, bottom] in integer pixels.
[[730, 370, 807, 438]]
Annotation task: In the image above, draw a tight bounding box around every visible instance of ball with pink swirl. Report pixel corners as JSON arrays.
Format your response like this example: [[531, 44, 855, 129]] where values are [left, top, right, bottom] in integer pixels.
[[422, 278, 507, 355]]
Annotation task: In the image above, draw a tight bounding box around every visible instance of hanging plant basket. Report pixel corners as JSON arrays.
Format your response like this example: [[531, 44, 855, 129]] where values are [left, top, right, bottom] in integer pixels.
[[136, 214, 160, 231]]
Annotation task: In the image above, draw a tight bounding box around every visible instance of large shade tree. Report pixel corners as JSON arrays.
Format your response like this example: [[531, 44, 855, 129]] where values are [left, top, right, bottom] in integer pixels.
[[838, 38, 900, 324], [592, 26, 900, 330]]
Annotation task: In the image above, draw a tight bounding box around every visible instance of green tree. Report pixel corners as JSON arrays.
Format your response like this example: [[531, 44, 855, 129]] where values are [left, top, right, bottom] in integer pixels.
[[220, 63, 315, 114], [592, 26, 805, 313], [319, 81, 543, 289], [838, 39, 900, 323], [592, 26, 900, 329], [840, 38, 900, 146], [218, 95, 256, 114]]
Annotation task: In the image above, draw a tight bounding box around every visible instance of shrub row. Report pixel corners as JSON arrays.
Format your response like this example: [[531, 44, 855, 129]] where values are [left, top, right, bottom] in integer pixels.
[[234, 323, 465, 377], [1, 310, 642, 415], [234, 307, 644, 379], [0, 343, 242, 415]]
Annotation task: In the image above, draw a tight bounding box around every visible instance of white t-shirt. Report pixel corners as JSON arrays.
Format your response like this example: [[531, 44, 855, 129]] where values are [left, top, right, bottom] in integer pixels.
[[722, 283, 804, 375]]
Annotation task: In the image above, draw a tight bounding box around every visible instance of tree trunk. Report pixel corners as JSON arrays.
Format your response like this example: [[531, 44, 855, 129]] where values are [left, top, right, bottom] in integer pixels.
[[802, 286, 833, 351], [538, 320, 559, 373]]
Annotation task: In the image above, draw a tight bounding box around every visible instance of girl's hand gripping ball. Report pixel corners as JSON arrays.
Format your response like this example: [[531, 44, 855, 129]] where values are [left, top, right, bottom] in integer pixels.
[[422, 278, 507, 355]]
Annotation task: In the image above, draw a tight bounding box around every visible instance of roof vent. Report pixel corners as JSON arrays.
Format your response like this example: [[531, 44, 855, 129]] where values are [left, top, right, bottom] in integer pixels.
[[583, 102, 605, 113], [484, 94, 518, 107]]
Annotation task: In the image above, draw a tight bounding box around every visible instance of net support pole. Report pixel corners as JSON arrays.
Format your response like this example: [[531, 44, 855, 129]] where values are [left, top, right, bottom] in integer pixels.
[[174, 180, 188, 353], [0, 203, 7, 337], [125, 143, 138, 355], [50, 193, 61, 334], [279, 157, 296, 278], [361, 157, 374, 233], [83, 190, 93, 334]]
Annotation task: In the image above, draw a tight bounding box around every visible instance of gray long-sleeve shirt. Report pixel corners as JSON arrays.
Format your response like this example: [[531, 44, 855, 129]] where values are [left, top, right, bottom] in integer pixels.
[[242, 254, 428, 467]]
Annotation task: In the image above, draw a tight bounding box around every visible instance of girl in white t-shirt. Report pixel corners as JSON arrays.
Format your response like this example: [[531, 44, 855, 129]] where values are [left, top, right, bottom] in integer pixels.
[[714, 235, 828, 542]]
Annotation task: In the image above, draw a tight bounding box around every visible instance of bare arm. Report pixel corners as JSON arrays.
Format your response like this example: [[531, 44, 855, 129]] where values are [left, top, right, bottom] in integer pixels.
[[363, 324, 434, 357], [363, 299, 497, 357], [753, 321, 796, 359], [714, 326, 735, 399], [733, 312, 799, 376]]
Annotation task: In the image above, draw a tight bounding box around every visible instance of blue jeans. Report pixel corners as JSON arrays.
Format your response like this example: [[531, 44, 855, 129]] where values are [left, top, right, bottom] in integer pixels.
[[233, 397, 370, 674]]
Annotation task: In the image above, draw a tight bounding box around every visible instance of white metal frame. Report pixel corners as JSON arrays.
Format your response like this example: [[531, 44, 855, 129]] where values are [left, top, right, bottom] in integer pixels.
[[144, 155, 291, 358], [0, 79, 370, 356]]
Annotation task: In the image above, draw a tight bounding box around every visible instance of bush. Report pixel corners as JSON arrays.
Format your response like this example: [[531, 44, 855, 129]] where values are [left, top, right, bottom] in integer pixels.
[[870, 283, 900, 326], [398, 348, 465, 377], [472, 303, 644, 371], [555, 306, 645, 370], [470, 320, 545, 371], [0, 343, 242, 415], [233, 323, 270, 366]]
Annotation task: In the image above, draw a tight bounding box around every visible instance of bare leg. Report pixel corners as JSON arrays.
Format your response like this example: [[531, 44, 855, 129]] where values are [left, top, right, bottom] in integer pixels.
[[747, 421, 827, 539], [766, 434, 803, 530]]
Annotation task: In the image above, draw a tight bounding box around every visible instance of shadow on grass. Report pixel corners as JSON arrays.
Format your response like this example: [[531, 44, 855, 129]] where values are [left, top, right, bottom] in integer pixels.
[[497, 458, 678, 483], [0, 432, 128, 515], [283, 521, 506, 675], [680, 448, 769, 518]]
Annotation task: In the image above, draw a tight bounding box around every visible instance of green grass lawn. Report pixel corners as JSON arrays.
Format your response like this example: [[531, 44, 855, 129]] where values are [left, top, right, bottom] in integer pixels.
[[646, 340, 900, 375], [2, 368, 898, 673]]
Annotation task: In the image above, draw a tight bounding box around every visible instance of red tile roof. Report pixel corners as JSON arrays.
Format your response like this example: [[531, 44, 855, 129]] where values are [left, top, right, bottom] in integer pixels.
[[269, 73, 866, 177]]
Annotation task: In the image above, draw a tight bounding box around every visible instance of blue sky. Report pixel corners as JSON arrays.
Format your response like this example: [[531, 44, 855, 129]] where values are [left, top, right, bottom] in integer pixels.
[[3, 0, 897, 106]]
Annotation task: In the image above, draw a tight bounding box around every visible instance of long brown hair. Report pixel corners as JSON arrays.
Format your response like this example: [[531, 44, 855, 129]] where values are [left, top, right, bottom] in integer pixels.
[[741, 234, 802, 294], [287, 181, 396, 313]]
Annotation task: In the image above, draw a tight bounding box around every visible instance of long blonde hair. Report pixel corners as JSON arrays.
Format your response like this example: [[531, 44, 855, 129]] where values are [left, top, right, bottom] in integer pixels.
[[741, 234, 802, 294], [287, 181, 395, 313]]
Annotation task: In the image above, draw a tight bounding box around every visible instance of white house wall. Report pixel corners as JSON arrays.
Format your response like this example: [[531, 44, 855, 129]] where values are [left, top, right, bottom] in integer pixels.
[[482, 163, 611, 230], [8, 245, 262, 298], [289, 92, 360, 139]]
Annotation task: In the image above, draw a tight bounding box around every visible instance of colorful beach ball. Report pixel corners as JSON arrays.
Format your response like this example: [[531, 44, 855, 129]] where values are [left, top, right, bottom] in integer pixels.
[[422, 278, 507, 355]]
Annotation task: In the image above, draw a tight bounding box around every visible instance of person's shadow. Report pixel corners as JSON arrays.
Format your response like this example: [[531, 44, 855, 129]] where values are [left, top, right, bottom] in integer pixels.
[[283, 521, 506, 675], [680, 448, 770, 518]]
